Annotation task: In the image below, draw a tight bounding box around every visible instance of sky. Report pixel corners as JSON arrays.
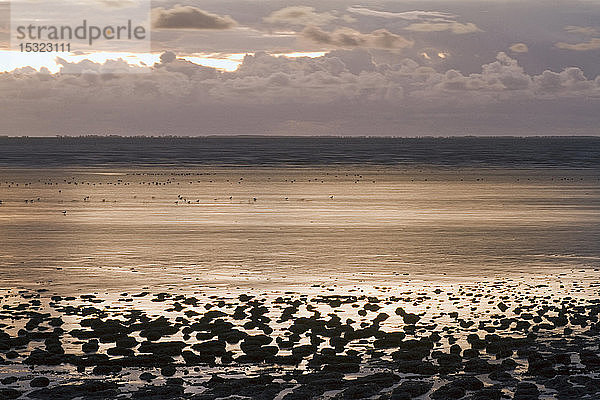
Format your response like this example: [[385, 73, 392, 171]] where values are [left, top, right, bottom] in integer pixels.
[[0, 0, 599, 136]]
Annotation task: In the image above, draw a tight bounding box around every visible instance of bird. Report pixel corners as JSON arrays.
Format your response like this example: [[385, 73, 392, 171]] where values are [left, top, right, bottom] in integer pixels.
[[61, 210, 67, 215]]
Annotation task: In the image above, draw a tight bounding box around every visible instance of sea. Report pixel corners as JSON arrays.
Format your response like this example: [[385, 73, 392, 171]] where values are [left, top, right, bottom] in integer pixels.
[[0, 136, 599, 293]]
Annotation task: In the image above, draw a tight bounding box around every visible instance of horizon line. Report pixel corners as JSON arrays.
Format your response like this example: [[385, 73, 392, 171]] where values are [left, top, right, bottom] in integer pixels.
[[1, 135, 600, 139]]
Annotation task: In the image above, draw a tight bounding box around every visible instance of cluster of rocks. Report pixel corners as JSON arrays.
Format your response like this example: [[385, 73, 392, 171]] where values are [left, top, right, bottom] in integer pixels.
[[1, 280, 600, 399]]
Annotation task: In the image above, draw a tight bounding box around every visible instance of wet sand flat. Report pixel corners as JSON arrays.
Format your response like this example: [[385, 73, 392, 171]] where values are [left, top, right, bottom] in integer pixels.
[[0, 166, 599, 292], [1, 166, 600, 399], [1, 272, 600, 399]]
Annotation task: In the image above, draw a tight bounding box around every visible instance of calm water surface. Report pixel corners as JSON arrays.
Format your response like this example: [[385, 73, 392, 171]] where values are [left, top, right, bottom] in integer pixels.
[[1, 166, 599, 293]]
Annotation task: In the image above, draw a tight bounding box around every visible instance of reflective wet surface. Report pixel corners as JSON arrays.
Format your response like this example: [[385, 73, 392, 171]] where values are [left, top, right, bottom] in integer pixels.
[[0, 167, 599, 293]]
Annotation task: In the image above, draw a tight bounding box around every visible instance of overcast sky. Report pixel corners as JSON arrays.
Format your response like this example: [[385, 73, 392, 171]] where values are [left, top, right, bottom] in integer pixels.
[[0, 0, 599, 136]]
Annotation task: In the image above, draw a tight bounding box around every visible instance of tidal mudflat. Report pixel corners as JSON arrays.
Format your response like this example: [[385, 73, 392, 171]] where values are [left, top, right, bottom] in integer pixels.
[[1, 166, 599, 399], [1, 273, 600, 400]]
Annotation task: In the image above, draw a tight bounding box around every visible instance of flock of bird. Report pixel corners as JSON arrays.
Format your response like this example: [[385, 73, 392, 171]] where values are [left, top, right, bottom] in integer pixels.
[[0, 175, 346, 215], [0, 172, 594, 217]]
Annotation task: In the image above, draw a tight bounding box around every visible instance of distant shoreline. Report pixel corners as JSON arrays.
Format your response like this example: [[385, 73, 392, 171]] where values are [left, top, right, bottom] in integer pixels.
[[0, 136, 598, 169], [1, 135, 600, 139]]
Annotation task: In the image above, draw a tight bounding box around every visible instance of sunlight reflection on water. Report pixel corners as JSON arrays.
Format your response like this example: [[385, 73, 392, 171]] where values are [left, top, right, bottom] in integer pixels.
[[0, 166, 599, 293]]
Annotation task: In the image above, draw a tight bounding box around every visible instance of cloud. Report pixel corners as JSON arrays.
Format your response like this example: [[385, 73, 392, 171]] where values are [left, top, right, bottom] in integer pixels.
[[160, 51, 177, 64], [346, 6, 480, 35], [509, 43, 529, 53], [264, 6, 337, 26], [5, 51, 598, 103], [565, 26, 599, 36], [96, 0, 137, 8], [347, 7, 455, 21], [555, 38, 600, 51], [152, 5, 237, 30], [405, 22, 482, 34], [1, 51, 598, 136], [302, 26, 414, 50]]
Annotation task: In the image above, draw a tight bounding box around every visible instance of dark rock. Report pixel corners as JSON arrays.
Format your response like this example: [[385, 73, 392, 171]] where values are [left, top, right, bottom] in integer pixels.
[[488, 371, 515, 382], [463, 349, 479, 359], [82, 339, 99, 353], [466, 334, 486, 350], [1, 376, 18, 385], [435, 353, 462, 368], [220, 329, 247, 344], [107, 347, 134, 357], [30, 377, 50, 388], [453, 376, 483, 391], [197, 374, 281, 400], [181, 350, 215, 366], [580, 350, 600, 370], [28, 381, 119, 399], [431, 383, 465, 399], [138, 341, 186, 356], [291, 344, 317, 358], [450, 344, 462, 355], [322, 362, 360, 373], [465, 388, 502, 400], [464, 358, 496, 373], [24, 349, 65, 366], [161, 364, 176, 377], [92, 365, 122, 375], [0, 388, 21, 399], [138, 317, 179, 341], [395, 307, 420, 324], [340, 383, 382, 399], [192, 340, 226, 356], [392, 380, 432, 398], [139, 372, 156, 382], [115, 336, 138, 349], [501, 358, 517, 370], [373, 332, 406, 348], [513, 382, 540, 400], [397, 360, 438, 375], [527, 352, 556, 377], [131, 384, 184, 399]]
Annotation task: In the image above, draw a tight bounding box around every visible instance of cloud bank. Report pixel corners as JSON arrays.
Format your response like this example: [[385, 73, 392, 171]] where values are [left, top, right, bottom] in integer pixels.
[[1, 50, 598, 136]]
